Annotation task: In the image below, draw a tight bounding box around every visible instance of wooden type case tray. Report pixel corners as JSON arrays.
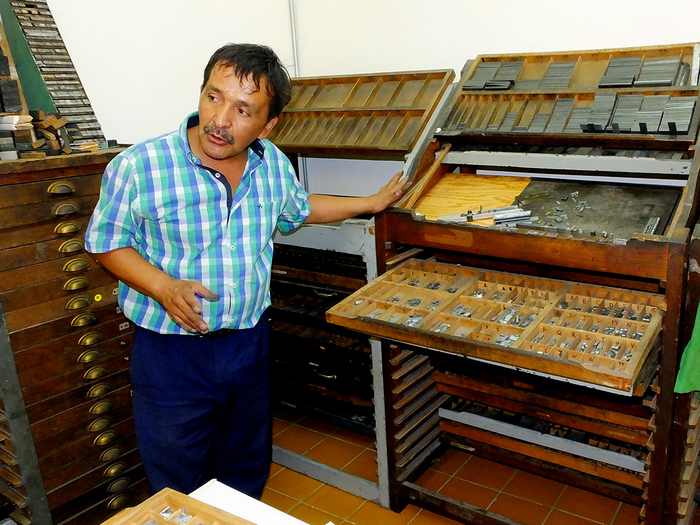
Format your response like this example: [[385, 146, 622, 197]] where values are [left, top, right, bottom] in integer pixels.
[[327, 259, 664, 395], [102, 487, 253, 525]]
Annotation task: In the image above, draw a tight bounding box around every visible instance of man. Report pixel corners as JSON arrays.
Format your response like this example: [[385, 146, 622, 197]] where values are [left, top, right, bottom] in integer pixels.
[[84, 43, 405, 498]]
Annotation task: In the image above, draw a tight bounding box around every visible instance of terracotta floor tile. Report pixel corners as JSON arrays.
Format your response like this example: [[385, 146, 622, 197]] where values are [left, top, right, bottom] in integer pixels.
[[268, 462, 285, 479], [305, 436, 364, 469], [331, 426, 376, 448], [415, 469, 451, 492], [503, 470, 565, 506], [556, 486, 620, 524], [298, 416, 344, 437], [349, 501, 419, 525], [544, 509, 600, 525], [260, 487, 297, 513], [342, 449, 378, 482], [409, 509, 464, 524], [272, 417, 291, 436], [430, 448, 471, 475], [305, 484, 365, 518], [613, 503, 641, 525], [439, 477, 497, 509], [455, 455, 515, 490], [489, 493, 550, 525], [266, 468, 323, 500], [273, 424, 325, 454], [288, 503, 339, 525]]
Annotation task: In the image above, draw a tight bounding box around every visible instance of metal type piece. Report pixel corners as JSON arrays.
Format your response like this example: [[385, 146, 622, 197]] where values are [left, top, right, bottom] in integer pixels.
[[545, 98, 575, 132], [599, 56, 642, 87], [659, 96, 696, 134], [434, 322, 451, 333], [635, 57, 682, 86], [160, 506, 175, 520], [540, 61, 576, 90], [405, 314, 424, 327], [407, 298, 422, 307]]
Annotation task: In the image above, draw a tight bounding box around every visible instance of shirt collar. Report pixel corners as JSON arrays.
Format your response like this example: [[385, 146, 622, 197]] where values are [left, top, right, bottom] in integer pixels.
[[179, 111, 265, 167]]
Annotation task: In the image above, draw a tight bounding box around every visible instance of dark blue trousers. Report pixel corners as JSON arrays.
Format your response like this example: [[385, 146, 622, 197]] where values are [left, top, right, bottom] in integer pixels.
[[130, 318, 271, 498]]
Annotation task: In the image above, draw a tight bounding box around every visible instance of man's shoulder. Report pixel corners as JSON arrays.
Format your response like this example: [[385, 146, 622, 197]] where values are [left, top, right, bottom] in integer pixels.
[[258, 138, 292, 166]]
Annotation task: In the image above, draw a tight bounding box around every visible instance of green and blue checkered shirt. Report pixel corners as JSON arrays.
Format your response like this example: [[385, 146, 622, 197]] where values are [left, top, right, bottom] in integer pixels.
[[85, 112, 310, 334]]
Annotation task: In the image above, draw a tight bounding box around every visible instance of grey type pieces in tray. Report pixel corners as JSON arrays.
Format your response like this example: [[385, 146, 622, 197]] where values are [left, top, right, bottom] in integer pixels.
[[609, 94, 697, 133], [463, 61, 523, 90]]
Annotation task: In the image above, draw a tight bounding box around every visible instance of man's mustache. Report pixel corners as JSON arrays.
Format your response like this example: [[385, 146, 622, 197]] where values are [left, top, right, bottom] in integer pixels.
[[203, 123, 234, 144]]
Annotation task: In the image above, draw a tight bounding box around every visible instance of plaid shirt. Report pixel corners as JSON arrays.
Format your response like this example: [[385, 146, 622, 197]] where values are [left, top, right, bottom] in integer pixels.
[[85, 113, 310, 334]]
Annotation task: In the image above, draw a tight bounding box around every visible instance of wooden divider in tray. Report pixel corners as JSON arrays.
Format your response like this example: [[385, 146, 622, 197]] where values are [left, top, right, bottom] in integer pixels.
[[102, 487, 253, 525], [267, 70, 454, 156], [327, 259, 665, 395]]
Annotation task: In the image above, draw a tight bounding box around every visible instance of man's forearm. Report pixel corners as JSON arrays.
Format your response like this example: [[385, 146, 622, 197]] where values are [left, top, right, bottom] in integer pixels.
[[305, 194, 378, 224], [92, 247, 171, 300]]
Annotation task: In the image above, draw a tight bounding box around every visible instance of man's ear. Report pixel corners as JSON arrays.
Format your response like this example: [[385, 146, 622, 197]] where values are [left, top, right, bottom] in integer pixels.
[[258, 116, 279, 139]]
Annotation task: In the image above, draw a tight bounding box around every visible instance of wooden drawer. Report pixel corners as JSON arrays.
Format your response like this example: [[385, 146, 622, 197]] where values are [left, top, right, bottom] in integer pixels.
[[47, 447, 141, 509], [0, 233, 87, 273], [0, 215, 91, 252], [5, 282, 119, 334], [0, 173, 101, 209], [0, 195, 98, 231], [33, 385, 132, 458], [22, 353, 130, 406], [24, 369, 130, 423], [1, 265, 113, 312], [16, 330, 133, 387], [0, 253, 99, 295], [9, 299, 121, 353], [328, 259, 665, 395]]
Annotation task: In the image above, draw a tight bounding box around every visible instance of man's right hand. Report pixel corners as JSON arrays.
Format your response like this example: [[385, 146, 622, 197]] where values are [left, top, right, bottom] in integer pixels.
[[154, 278, 219, 333]]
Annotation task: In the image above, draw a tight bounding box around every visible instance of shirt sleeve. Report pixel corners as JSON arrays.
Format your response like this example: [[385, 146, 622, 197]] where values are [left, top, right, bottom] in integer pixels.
[[277, 163, 310, 234], [84, 152, 139, 253]]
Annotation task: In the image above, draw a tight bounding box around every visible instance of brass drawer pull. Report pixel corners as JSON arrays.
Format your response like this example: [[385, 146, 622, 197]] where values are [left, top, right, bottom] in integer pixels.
[[65, 295, 89, 311], [54, 221, 80, 235], [87, 417, 112, 433], [106, 494, 129, 511], [58, 238, 83, 255], [86, 382, 111, 399], [77, 350, 100, 364], [104, 461, 126, 478], [47, 181, 76, 195], [78, 331, 103, 346], [93, 429, 117, 447], [83, 366, 107, 381], [71, 312, 97, 328], [63, 257, 89, 273], [100, 446, 123, 463], [89, 400, 113, 416], [52, 200, 80, 217], [107, 476, 130, 493], [64, 276, 89, 292]]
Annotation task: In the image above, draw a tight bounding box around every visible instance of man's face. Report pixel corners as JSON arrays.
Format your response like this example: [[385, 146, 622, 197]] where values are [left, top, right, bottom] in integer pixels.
[[196, 63, 278, 162]]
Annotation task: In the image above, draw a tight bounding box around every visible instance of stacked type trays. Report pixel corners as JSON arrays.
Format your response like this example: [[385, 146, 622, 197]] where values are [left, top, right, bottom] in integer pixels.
[[327, 259, 664, 395]]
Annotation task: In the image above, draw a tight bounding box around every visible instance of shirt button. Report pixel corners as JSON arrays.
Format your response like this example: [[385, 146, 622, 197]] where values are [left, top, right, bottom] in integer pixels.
[[214, 173, 221, 179]]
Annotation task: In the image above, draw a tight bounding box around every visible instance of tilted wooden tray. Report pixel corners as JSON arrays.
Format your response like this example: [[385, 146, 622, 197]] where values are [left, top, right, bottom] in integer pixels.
[[101, 487, 254, 525], [327, 259, 665, 395]]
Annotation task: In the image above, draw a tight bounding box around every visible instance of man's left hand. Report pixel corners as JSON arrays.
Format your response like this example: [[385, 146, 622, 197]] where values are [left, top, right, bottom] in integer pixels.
[[369, 172, 409, 213]]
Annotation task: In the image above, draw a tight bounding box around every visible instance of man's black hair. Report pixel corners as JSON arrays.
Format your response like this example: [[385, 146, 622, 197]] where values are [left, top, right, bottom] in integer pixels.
[[202, 43, 292, 120]]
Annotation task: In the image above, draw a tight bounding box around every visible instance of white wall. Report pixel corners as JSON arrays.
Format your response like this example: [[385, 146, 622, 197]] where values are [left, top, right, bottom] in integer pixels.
[[47, 0, 700, 145]]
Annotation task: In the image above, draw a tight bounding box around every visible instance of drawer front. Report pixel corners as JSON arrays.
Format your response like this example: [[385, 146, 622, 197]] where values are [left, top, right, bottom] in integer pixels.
[[25, 369, 131, 423], [0, 215, 91, 252], [0, 234, 88, 273], [17, 331, 134, 387], [0, 253, 98, 295], [1, 266, 113, 313], [33, 385, 133, 457], [0, 195, 98, 231], [0, 174, 101, 209], [6, 283, 119, 334], [9, 300, 121, 353]]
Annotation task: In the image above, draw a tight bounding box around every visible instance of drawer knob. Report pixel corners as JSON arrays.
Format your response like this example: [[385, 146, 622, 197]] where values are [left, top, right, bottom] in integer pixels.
[[71, 312, 97, 328], [93, 429, 117, 447], [100, 446, 123, 463], [77, 350, 100, 364], [87, 417, 112, 433], [54, 221, 80, 235], [78, 331, 103, 346], [86, 382, 111, 399], [52, 200, 80, 217], [64, 276, 89, 292], [83, 366, 107, 381], [65, 294, 90, 311], [107, 494, 130, 511], [63, 257, 89, 273], [47, 181, 76, 195], [58, 238, 83, 255], [90, 400, 113, 415], [107, 476, 130, 493], [104, 461, 126, 478]]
